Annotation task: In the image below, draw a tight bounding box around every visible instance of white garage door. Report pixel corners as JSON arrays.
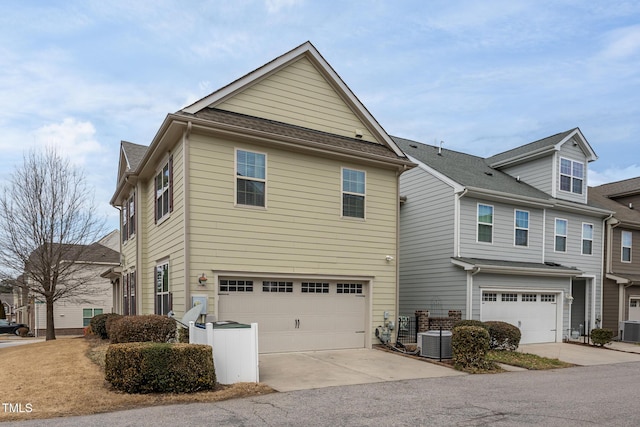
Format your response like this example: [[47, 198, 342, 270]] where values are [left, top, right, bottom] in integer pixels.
[[481, 291, 558, 344], [218, 279, 367, 353]]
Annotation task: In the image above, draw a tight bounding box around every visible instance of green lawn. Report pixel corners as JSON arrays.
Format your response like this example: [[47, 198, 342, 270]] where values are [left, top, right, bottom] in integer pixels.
[[487, 350, 574, 370]]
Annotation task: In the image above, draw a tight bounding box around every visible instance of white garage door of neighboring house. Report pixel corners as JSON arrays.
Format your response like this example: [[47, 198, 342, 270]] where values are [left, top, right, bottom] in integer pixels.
[[218, 279, 367, 353], [481, 291, 558, 344], [629, 298, 640, 321]]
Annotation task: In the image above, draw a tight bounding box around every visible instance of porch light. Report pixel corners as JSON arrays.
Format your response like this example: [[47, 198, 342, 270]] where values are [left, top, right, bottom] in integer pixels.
[[198, 273, 208, 286], [566, 295, 574, 305]]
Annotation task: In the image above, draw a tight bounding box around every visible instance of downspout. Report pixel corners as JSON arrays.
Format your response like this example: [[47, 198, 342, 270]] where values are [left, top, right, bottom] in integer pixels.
[[455, 188, 468, 257], [467, 266, 481, 320], [184, 121, 192, 315], [395, 164, 408, 337], [605, 216, 622, 325]]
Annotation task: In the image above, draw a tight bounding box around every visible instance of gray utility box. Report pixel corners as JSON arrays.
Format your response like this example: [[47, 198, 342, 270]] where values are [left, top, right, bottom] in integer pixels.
[[620, 321, 640, 343], [418, 330, 453, 359]]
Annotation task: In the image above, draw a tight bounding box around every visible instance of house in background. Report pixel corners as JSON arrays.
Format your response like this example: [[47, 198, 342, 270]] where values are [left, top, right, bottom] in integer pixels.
[[109, 42, 415, 353], [396, 128, 612, 344], [589, 177, 640, 336], [14, 231, 120, 336]]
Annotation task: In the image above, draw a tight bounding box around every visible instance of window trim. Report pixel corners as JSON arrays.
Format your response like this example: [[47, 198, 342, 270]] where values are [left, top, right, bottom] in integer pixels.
[[155, 260, 171, 315], [514, 209, 529, 247], [622, 230, 632, 263], [83, 308, 103, 327], [235, 148, 267, 208], [341, 167, 366, 219], [559, 157, 584, 195], [477, 203, 494, 244], [554, 218, 568, 253], [154, 157, 173, 223], [581, 222, 594, 256]]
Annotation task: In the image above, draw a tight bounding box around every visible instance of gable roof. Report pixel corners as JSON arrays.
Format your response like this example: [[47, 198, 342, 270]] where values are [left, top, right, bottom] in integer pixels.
[[486, 128, 597, 168], [594, 176, 640, 198], [588, 185, 640, 228], [121, 141, 148, 171], [393, 136, 553, 201], [181, 41, 406, 158]]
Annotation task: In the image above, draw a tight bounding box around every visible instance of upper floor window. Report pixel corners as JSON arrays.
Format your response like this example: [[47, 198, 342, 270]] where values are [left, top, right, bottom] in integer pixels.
[[582, 223, 593, 255], [122, 193, 136, 242], [555, 218, 567, 252], [514, 210, 529, 246], [155, 157, 173, 222], [236, 149, 266, 207], [622, 230, 632, 262], [342, 168, 365, 218], [477, 204, 493, 243], [560, 158, 584, 195]]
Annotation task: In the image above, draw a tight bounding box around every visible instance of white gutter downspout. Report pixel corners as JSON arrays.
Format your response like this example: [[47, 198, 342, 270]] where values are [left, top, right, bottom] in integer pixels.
[[184, 121, 192, 314], [605, 216, 623, 326], [467, 267, 481, 320], [455, 188, 468, 257], [396, 164, 409, 340]]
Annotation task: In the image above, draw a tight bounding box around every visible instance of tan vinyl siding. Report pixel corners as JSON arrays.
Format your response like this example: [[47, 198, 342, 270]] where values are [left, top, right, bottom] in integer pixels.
[[217, 57, 379, 143], [187, 133, 398, 339]]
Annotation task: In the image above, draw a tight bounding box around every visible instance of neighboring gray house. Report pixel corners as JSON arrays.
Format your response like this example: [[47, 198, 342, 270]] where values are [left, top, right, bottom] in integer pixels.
[[589, 178, 640, 335], [396, 128, 612, 344]]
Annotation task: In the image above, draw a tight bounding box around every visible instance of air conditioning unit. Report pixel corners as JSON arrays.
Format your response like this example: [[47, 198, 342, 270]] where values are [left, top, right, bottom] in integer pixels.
[[620, 321, 640, 343], [419, 330, 452, 359]]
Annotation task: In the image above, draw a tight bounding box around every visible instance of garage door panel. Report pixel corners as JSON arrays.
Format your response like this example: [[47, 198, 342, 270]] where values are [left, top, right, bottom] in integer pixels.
[[219, 279, 367, 353]]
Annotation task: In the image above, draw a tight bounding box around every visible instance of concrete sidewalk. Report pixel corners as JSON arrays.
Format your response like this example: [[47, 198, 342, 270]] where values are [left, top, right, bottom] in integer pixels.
[[259, 348, 465, 392], [519, 341, 640, 365]]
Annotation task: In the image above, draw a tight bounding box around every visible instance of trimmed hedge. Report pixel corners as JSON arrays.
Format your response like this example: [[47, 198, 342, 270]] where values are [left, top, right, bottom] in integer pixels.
[[89, 313, 122, 339], [484, 321, 521, 351], [452, 326, 490, 371], [591, 328, 614, 347], [453, 319, 488, 330], [109, 315, 177, 344], [105, 342, 216, 393]]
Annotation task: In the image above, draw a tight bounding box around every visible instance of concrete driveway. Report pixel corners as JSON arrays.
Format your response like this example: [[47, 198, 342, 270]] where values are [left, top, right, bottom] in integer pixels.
[[519, 341, 640, 365], [258, 348, 465, 391]]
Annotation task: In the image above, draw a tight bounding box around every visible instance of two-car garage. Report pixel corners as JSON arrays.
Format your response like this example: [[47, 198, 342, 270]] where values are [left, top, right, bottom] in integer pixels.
[[217, 278, 369, 353]]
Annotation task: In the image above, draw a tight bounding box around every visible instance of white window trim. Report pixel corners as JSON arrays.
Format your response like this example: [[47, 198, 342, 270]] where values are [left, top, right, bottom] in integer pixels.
[[554, 218, 568, 253], [155, 260, 170, 315], [514, 209, 529, 247], [559, 157, 585, 195], [477, 203, 494, 244], [341, 167, 366, 220], [155, 159, 171, 223], [234, 148, 268, 209], [581, 222, 594, 256], [622, 230, 632, 263]]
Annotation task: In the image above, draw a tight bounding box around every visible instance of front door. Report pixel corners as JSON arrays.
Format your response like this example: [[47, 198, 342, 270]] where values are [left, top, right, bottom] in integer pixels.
[[571, 279, 587, 334]]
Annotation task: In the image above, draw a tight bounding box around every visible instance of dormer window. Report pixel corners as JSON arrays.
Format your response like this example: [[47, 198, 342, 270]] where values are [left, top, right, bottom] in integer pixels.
[[560, 158, 584, 195]]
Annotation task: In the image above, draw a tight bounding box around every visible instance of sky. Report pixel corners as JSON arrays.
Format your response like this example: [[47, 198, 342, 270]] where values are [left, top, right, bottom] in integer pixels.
[[1, 0, 639, 231]]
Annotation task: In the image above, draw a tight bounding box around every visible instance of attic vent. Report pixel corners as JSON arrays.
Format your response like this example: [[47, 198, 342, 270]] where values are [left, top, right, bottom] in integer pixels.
[[409, 144, 417, 148], [630, 203, 634, 210], [484, 171, 493, 176]]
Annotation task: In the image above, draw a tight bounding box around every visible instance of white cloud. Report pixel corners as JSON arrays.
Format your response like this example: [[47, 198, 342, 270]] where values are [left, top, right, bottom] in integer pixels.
[[599, 25, 640, 60], [265, 0, 302, 14], [32, 118, 103, 167], [589, 165, 640, 187]]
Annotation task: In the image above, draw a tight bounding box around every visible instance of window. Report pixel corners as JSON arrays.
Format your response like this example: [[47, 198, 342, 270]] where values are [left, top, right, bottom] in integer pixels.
[[155, 158, 172, 222], [622, 231, 632, 262], [128, 194, 135, 237], [582, 223, 593, 255], [522, 294, 537, 302], [477, 204, 493, 243], [262, 281, 293, 293], [560, 158, 584, 195], [83, 308, 103, 327], [122, 270, 136, 315], [483, 292, 497, 302], [541, 294, 556, 302], [122, 193, 136, 242], [337, 283, 363, 294], [122, 202, 127, 243], [219, 280, 253, 292], [301, 282, 329, 293], [514, 210, 529, 246], [342, 168, 365, 218], [236, 149, 266, 207], [502, 293, 518, 302], [155, 262, 171, 315], [555, 219, 567, 252]]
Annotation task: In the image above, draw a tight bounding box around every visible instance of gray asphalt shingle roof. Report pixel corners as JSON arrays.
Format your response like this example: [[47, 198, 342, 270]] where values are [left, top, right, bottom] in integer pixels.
[[485, 128, 577, 166], [595, 177, 640, 198], [121, 141, 148, 172]]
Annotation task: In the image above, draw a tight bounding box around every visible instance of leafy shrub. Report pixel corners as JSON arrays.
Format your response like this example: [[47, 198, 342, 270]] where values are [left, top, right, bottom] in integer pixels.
[[105, 342, 216, 393], [90, 313, 122, 339], [591, 328, 614, 347], [105, 314, 124, 339], [452, 326, 491, 372], [484, 321, 521, 351], [177, 326, 189, 343], [109, 315, 177, 344], [16, 327, 29, 337], [453, 319, 488, 330]]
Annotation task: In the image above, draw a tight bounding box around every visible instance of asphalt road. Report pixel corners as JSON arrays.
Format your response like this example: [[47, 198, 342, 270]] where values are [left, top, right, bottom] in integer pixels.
[[6, 361, 640, 426]]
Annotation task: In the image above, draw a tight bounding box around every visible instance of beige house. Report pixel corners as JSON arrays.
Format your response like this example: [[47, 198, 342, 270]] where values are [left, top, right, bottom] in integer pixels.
[[109, 42, 414, 353]]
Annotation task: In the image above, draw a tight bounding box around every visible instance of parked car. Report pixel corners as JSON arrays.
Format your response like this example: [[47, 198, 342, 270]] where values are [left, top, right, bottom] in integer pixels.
[[0, 319, 29, 335]]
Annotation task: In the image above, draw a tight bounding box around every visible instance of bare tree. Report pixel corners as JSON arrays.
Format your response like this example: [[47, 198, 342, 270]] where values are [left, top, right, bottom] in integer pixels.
[[0, 147, 105, 340]]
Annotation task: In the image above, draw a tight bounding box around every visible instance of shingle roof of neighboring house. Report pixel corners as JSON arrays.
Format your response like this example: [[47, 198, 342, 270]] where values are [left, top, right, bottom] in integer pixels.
[[121, 141, 148, 171], [588, 186, 640, 227], [452, 257, 582, 275], [180, 108, 410, 163], [27, 242, 120, 268], [393, 136, 553, 200], [594, 177, 640, 198], [485, 128, 577, 166]]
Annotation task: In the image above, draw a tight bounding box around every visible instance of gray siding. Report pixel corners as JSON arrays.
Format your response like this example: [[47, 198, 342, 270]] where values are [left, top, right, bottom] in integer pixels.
[[399, 167, 467, 316], [500, 155, 554, 195], [459, 196, 544, 263]]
